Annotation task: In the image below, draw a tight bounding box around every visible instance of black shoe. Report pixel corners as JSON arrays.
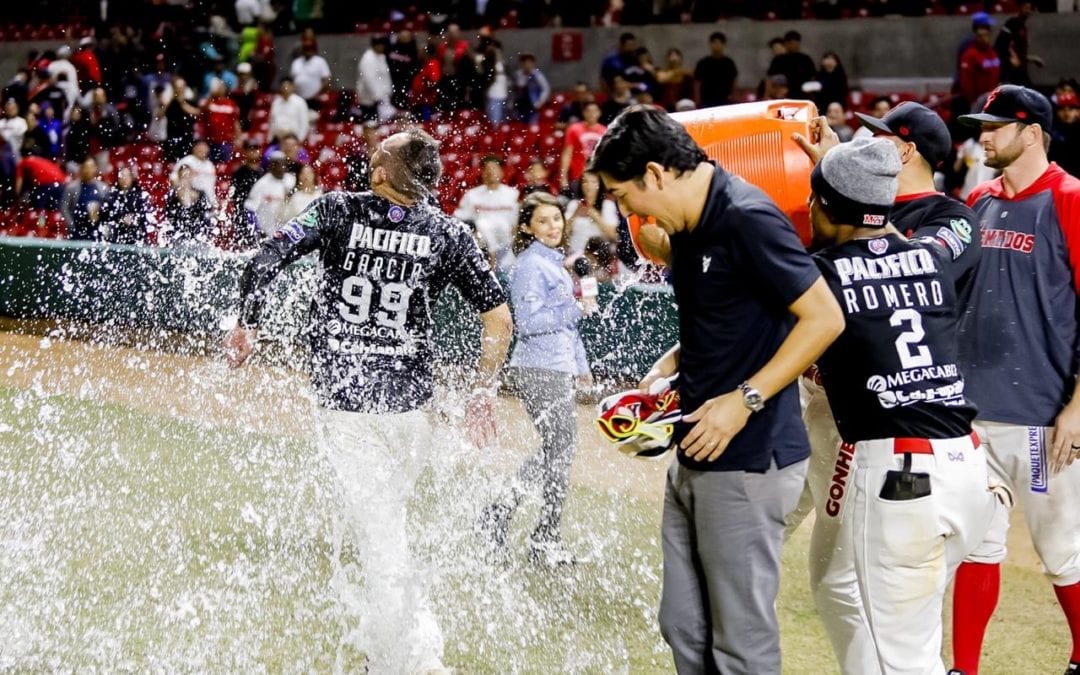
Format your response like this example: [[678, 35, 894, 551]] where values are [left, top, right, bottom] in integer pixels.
[[476, 504, 511, 564], [1065, 661, 1079, 675], [947, 670, 966, 675]]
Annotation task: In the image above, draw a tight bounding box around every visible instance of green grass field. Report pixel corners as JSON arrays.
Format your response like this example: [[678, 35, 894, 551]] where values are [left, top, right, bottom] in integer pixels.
[[0, 381, 1069, 673]]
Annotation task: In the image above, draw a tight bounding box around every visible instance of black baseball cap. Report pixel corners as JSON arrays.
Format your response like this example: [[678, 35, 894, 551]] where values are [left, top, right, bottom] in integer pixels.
[[854, 101, 951, 170], [958, 84, 1053, 131]]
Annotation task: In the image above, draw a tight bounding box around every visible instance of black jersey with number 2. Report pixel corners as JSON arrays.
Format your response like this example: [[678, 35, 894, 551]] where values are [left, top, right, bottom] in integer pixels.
[[813, 233, 976, 443], [238, 191, 507, 414]]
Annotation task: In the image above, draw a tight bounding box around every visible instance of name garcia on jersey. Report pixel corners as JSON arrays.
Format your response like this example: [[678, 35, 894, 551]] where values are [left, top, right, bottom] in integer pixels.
[[833, 248, 945, 315], [341, 221, 432, 285]]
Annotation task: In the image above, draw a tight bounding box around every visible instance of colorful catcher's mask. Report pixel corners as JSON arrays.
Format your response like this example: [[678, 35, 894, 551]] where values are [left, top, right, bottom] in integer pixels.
[[596, 375, 681, 459]]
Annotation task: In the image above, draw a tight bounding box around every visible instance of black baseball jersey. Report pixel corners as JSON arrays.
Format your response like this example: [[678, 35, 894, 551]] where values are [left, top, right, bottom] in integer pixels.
[[238, 191, 507, 414], [891, 191, 981, 293], [814, 233, 976, 443]]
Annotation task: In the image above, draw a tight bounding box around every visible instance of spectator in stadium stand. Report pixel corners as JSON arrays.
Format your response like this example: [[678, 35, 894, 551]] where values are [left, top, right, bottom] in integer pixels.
[[38, 103, 63, 159], [342, 126, 378, 192], [356, 34, 395, 125], [262, 133, 309, 174], [480, 39, 511, 125], [410, 41, 442, 122], [232, 62, 258, 130], [238, 22, 276, 92], [512, 53, 551, 123], [230, 138, 264, 210], [61, 157, 109, 241], [557, 82, 593, 130], [244, 151, 295, 235], [71, 37, 102, 91], [767, 31, 816, 100], [762, 74, 790, 101], [170, 139, 218, 206], [995, 1, 1043, 86], [600, 32, 639, 91], [280, 163, 323, 222], [812, 51, 849, 110], [582, 235, 622, 284], [100, 165, 153, 245], [560, 100, 605, 193], [1050, 91, 1080, 178], [234, 0, 273, 26], [164, 163, 213, 245], [269, 77, 310, 142], [3, 69, 30, 114], [47, 47, 78, 99], [0, 99, 28, 164], [164, 76, 200, 163], [289, 34, 331, 110], [455, 154, 521, 268], [565, 170, 618, 255], [435, 40, 478, 114], [86, 88, 121, 170], [694, 33, 738, 109], [202, 55, 238, 98], [20, 107, 50, 160], [14, 154, 65, 209], [520, 157, 554, 196], [954, 131, 997, 201], [956, 13, 1001, 116], [203, 78, 241, 163], [624, 47, 659, 98], [656, 48, 694, 112], [825, 102, 854, 142], [29, 64, 69, 119], [387, 29, 420, 110], [853, 96, 892, 139], [601, 75, 634, 125], [63, 104, 91, 168]]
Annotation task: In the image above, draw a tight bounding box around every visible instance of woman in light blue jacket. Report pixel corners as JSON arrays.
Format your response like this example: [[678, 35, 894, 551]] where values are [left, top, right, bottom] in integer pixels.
[[479, 192, 593, 567]]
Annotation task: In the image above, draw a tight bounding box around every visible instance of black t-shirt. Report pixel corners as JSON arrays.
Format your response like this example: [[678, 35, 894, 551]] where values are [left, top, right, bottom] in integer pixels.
[[890, 192, 981, 294], [230, 164, 262, 207], [814, 234, 976, 443], [767, 51, 817, 99], [694, 56, 737, 107], [670, 165, 820, 472], [238, 191, 507, 414]]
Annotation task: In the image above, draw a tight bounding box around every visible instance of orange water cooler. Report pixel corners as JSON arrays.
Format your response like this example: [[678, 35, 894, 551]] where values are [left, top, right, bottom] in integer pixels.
[[628, 99, 818, 263]]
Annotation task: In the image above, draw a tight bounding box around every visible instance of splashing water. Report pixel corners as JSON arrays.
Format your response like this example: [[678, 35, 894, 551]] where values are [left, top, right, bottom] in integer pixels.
[[0, 238, 674, 672]]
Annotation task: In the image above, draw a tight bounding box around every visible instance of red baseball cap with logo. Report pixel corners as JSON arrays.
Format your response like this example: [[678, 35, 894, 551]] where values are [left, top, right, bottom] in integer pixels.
[[959, 84, 1053, 130], [854, 101, 952, 170]]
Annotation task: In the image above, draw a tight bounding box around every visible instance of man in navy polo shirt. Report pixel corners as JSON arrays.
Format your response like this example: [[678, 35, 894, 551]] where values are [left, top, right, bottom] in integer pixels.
[[590, 105, 845, 674]]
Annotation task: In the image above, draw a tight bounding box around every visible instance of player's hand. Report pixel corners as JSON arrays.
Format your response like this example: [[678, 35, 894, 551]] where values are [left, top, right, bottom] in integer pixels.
[[638, 367, 669, 393], [637, 222, 671, 264], [579, 297, 599, 316], [576, 372, 594, 391], [465, 387, 498, 449], [1050, 399, 1080, 473], [223, 326, 255, 369], [679, 391, 752, 462], [792, 116, 840, 166]]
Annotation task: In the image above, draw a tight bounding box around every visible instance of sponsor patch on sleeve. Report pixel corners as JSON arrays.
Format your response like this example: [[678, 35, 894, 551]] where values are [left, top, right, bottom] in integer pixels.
[[275, 220, 306, 244], [935, 227, 965, 259], [949, 217, 973, 244]]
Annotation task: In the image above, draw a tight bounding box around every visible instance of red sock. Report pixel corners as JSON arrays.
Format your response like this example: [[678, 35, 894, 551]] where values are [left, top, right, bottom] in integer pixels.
[[1053, 582, 1080, 663], [952, 562, 1001, 674]]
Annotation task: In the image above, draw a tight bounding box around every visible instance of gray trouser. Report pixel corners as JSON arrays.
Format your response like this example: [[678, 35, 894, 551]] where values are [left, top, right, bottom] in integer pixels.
[[659, 458, 808, 675], [503, 367, 577, 541]]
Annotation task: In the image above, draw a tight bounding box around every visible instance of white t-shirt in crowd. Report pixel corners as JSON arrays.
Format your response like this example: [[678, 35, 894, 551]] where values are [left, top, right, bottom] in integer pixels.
[[269, 92, 310, 141], [356, 49, 392, 107], [245, 172, 298, 233], [0, 115, 28, 162], [487, 60, 508, 101], [281, 187, 324, 223], [290, 55, 332, 101], [565, 198, 619, 254], [170, 154, 218, 205], [455, 182, 520, 263]]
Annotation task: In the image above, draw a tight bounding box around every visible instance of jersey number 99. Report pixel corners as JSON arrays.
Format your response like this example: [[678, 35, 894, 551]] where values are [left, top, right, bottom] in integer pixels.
[[338, 276, 412, 330]]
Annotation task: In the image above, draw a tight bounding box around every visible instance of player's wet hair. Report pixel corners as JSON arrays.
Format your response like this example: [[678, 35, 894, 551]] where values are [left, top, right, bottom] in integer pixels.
[[513, 192, 571, 254], [588, 105, 707, 183], [384, 129, 442, 200]]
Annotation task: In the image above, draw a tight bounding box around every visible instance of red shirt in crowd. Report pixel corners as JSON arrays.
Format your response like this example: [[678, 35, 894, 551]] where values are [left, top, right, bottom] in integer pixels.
[[958, 42, 1001, 104], [204, 96, 241, 144], [564, 121, 607, 184], [18, 155, 65, 186], [70, 47, 102, 87]]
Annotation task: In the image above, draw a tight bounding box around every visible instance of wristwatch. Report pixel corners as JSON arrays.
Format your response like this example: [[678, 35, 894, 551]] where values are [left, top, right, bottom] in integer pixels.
[[737, 381, 765, 413]]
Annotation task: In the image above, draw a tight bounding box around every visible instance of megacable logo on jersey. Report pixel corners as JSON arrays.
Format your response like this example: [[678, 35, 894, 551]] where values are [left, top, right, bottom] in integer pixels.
[[388, 205, 406, 223], [863, 214, 885, 226], [868, 238, 889, 255]]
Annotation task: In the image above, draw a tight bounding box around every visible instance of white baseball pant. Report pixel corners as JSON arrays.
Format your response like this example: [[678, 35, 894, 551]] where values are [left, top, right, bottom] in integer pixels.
[[317, 406, 445, 674], [967, 421, 1080, 585], [849, 433, 999, 675]]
